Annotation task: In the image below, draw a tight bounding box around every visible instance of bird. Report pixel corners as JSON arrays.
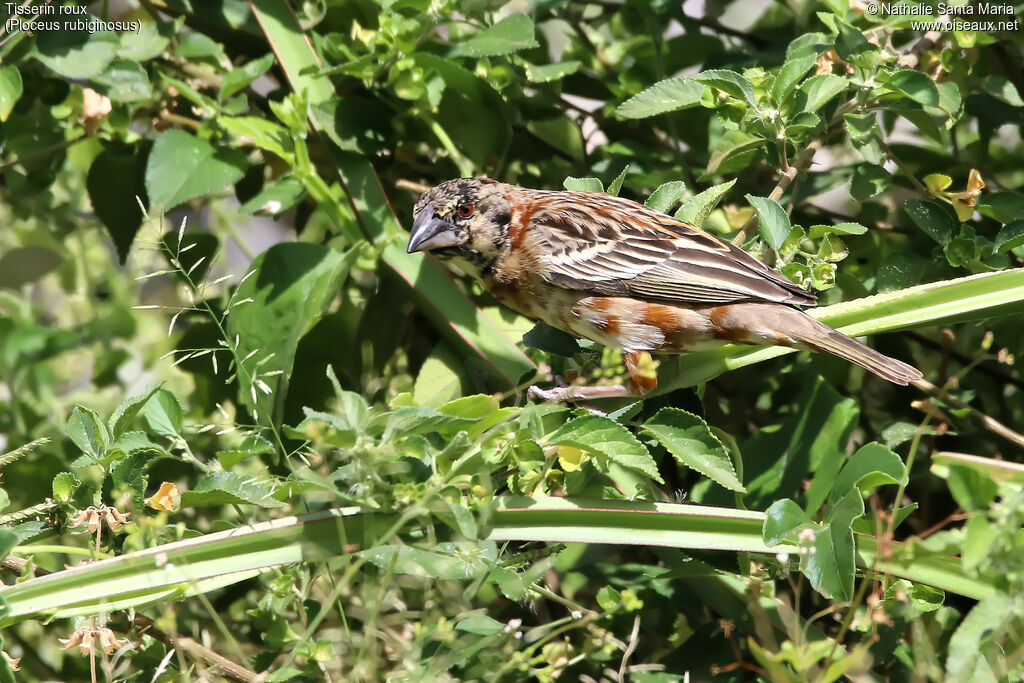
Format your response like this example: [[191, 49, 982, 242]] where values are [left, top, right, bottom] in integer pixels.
[[407, 177, 921, 401]]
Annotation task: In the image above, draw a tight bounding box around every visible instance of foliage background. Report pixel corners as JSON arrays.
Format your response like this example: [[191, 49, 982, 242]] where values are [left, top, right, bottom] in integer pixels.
[[0, 0, 1023, 680]]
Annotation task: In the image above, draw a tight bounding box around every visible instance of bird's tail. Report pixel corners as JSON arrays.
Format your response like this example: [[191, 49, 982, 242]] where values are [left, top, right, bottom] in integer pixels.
[[799, 324, 922, 386]]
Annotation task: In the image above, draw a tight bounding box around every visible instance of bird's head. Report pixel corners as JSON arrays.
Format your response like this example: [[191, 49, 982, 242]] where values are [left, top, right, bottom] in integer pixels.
[[408, 177, 512, 276]]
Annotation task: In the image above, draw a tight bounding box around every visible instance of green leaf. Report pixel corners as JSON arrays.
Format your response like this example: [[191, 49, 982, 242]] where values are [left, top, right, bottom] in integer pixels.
[[528, 115, 584, 162], [240, 175, 306, 216], [675, 179, 736, 227], [798, 74, 849, 113], [981, 75, 1023, 107], [108, 386, 161, 439], [943, 464, 998, 512], [455, 614, 506, 636], [90, 59, 152, 103], [549, 415, 662, 482], [364, 542, 497, 580], [216, 435, 275, 469], [690, 69, 757, 109], [705, 131, 765, 176], [884, 70, 940, 107], [180, 472, 285, 508], [763, 499, 814, 546], [833, 20, 871, 61], [118, 19, 176, 61], [228, 243, 358, 425], [221, 53, 275, 100], [645, 181, 687, 214], [744, 378, 858, 512], [52, 472, 82, 505], [745, 194, 791, 250], [413, 345, 467, 408], [962, 515, 996, 572], [522, 60, 581, 83], [993, 219, 1024, 254], [607, 165, 629, 197], [522, 322, 580, 356], [809, 222, 867, 238], [461, 14, 538, 57], [844, 112, 880, 146], [87, 143, 150, 263], [979, 192, 1024, 224], [219, 116, 294, 159], [145, 129, 247, 211], [641, 408, 744, 492], [34, 29, 120, 79], [0, 246, 62, 289], [786, 32, 830, 60], [946, 596, 1008, 680], [827, 442, 905, 508], [616, 78, 704, 119], [810, 489, 862, 600], [66, 406, 109, 461], [771, 54, 816, 105], [144, 388, 184, 438], [850, 164, 891, 201], [876, 250, 928, 293], [0, 66, 23, 122], [382, 407, 477, 441], [904, 199, 956, 245], [563, 176, 603, 193]]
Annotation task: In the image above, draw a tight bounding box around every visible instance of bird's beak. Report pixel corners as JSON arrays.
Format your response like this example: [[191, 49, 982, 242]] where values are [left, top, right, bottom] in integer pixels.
[[407, 202, 460, 253]]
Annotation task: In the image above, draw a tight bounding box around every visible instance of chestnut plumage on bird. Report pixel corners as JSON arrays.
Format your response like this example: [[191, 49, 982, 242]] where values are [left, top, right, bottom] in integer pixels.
[[407, 177, 921, 401]]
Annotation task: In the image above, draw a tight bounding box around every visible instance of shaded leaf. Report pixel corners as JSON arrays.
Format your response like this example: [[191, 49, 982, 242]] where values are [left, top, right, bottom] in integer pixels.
[[642, 408, 744, 491]]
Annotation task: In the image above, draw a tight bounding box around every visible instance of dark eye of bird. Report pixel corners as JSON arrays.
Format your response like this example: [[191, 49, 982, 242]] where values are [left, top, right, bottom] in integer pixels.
[[458, 203, 474, 218]]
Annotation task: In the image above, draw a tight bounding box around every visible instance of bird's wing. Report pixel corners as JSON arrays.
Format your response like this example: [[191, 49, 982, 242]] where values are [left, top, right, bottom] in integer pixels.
[[529, 192, 816, 307]]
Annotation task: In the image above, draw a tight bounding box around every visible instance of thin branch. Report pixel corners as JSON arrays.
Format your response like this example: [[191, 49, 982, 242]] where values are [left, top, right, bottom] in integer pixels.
[[911, 377, 1024, 450], [876, 136, 930, 196], [618, 615, 641, 682], [731, 139, 822, 245]]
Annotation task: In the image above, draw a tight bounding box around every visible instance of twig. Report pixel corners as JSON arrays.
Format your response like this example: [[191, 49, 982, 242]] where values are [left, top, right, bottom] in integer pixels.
[[395, 179, 431, 195], [0, 135, 87, 172], [898, 30, 945, 70], [731, 139, 822, 245], [911, 377, 1024, 450], [680, 12, 769, 46], [876, 136, 930, 196], [618, 615, 641, 682], [906, 331, 1024, 390], [565, 15, 612, 70]]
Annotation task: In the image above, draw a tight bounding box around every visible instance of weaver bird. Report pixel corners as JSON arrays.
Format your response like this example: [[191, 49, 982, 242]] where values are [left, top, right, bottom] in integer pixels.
[[407, 177, 921, 401]]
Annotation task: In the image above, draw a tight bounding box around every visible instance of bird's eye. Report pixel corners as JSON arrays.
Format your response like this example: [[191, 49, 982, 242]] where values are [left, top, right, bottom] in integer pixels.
[[458, 203, 475, 218]]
